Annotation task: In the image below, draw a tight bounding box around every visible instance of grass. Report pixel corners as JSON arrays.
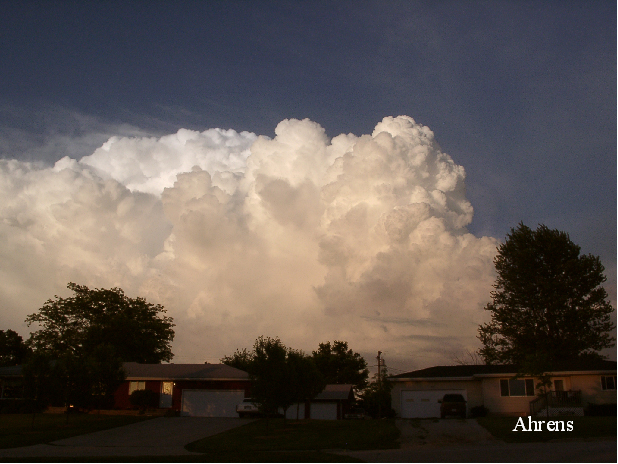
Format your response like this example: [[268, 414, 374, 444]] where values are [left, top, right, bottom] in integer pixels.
[[2, 452, 363, 463], [0, 413, 154, 449], [186, 418, 400, 454], [476, 415, 617, 443]]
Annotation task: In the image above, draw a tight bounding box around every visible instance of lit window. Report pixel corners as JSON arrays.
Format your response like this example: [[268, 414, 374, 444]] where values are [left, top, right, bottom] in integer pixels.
[[500, 378, 534, 397], [601, 376, 616, 390], [129, 381, 146, 394]]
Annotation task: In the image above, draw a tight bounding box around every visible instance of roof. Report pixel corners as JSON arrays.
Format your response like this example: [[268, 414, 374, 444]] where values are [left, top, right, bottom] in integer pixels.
[[314, 384, 354, 401], [123, 362, 249, 381], [390, 360, 617, 381]]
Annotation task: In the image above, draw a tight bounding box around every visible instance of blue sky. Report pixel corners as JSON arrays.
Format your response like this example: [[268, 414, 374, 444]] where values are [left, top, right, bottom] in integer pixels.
[[0, 1, 615, 367]]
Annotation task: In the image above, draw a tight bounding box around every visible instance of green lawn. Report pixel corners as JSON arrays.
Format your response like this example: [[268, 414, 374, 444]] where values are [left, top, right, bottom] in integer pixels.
[[186, 418, 400, 453], [477, 416, 617, 443], [0, 413, 154, 449]]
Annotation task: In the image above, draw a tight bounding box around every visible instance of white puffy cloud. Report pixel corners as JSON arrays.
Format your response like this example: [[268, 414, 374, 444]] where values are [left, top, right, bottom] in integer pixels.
[[0, 116, 498, 369], [0, 158, 171, 332], [78, 128, 257, 195]]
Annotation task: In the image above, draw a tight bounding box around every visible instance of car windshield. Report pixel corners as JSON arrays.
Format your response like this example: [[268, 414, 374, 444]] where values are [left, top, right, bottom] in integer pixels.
[[443, 394, 465, 402]]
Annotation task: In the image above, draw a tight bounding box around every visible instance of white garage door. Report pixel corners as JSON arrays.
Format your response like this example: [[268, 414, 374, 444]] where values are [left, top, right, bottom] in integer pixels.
[[181, 390, 245, 417], [400, 390, 467, 418], [310, 402, 338, 420]]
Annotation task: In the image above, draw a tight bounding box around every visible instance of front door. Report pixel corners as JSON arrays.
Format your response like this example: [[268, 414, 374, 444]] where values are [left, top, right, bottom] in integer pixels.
[[554, 380, 564, 391], [160, 382, 173, 408]]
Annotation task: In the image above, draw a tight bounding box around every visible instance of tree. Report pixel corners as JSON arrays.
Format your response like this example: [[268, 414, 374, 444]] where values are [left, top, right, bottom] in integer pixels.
[[0, 329, 30, 366], [286, 350, 325, 420], [24, 283, 175, 410], [478, 223, 615, 366], [222, 337, 325, 419], [26, 283, 175, 363], [450, 348, 484, 366], [220, 348, 255, 374], [359, 368, 394, 418], [311, 341, 369, 392]]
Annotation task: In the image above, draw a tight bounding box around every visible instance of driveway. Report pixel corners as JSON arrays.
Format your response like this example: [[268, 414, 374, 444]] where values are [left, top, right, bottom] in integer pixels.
[[0, 417, 254, 458], [396, 418, 497, 447]]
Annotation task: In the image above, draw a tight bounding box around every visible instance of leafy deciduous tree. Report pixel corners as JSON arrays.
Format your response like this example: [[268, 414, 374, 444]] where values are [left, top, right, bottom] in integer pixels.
[[359, 368, 394, 418], [26, 283, 175, 363], [478, 223, 615, 366], [220, 348, 255, 374], [0, 329, 30, 366], [24, 283, 175, 410], [311, 340, 369, 392], [222, 336, 325, 419]]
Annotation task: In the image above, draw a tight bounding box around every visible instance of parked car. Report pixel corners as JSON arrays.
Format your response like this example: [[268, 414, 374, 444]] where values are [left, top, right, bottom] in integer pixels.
[[344, 407, 367, 419], [236, 398, 260, 418], [439, 394, 467, 418]]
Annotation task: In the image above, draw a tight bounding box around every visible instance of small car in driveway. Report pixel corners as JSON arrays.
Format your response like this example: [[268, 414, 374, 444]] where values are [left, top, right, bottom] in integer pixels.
[[236, 398, 260, 418], [439, 394, 467, 418]]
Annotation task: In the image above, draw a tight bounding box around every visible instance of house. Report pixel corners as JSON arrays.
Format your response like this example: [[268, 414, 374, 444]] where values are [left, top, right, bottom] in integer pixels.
[[283, 384, 355, 420], [389, 360, 616, 418], [0, 365, 24, 400], [114, 362, 251, 417]]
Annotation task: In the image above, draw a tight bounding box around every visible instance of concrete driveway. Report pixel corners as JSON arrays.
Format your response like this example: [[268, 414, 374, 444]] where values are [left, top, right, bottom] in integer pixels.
[[396, 418, 497, 447], [0, 417, 254, 458]]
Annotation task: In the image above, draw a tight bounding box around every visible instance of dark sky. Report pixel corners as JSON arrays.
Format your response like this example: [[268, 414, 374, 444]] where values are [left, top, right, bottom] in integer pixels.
[[0, 1, 615, 361]]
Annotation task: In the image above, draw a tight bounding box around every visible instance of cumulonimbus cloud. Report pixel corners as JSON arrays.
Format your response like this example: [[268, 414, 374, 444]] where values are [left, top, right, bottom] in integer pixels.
[[0, 116, 498, 369]]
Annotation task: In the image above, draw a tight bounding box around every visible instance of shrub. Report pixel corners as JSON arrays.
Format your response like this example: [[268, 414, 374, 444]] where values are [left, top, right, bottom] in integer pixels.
[[0, 399, 42, 414], [129, 389, 159, 411], [470, 405, 489, 417]]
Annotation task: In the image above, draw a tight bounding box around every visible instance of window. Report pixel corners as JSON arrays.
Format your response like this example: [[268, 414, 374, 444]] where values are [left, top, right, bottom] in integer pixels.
[[500, 378, 534, 397], [129, 381, 146, 395], [601, 376, 616, 390]]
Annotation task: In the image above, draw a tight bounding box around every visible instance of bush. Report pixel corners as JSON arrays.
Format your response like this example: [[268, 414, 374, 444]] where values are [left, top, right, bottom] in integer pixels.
[[585, 403, 616, 416], [470, 405, 489, 417], [86, 394, 116, 411], [129, 389, 159, 411], [0, 399, 43, 414]]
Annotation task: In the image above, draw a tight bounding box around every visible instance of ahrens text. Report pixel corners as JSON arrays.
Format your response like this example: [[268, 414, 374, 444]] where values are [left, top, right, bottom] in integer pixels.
[[512, 416, 574, 432]]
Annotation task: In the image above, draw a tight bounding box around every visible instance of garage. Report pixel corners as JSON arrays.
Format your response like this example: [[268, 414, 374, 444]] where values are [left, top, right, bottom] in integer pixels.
[[400, 390, 467, 418], [310, 402, 338, 420], [181, 389, 245, 417]]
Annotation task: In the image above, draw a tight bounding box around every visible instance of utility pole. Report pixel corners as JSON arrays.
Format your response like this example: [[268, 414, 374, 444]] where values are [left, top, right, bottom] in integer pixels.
[[376, 351, 382, 387], [377, 351, 382, 419]]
